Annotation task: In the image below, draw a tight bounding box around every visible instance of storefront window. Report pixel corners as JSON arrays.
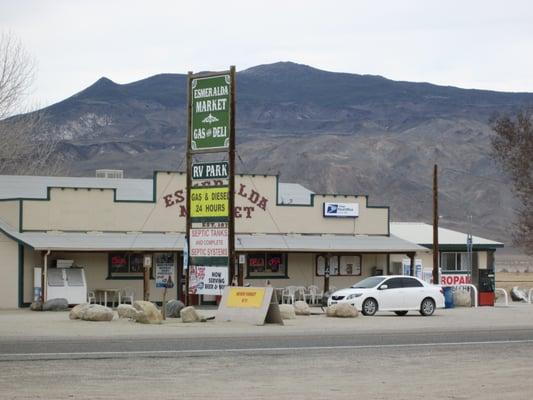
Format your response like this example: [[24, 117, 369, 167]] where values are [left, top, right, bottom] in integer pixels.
[[441, 252, 478, 271], [246, 253, 288, 278], [316, 255, 362, 276], [108, 253, 153, 279]]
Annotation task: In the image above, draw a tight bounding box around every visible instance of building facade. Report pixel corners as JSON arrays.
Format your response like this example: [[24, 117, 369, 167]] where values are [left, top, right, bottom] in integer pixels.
[[0, 172, 502, 308]]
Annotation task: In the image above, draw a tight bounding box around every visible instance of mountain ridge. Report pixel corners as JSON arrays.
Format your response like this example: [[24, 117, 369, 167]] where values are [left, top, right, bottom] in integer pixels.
[[6, 61, 533, 243]]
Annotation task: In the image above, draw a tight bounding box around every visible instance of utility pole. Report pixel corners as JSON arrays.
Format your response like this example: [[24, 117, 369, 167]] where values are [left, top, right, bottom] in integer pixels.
[[432, 164, 439, 284]]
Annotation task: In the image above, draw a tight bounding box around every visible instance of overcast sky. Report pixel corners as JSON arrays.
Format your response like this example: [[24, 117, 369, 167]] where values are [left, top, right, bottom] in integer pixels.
[[2, 0, 533, 109]]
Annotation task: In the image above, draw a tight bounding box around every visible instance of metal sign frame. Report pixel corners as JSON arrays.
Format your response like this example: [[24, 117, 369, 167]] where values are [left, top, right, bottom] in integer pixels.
[[186, 67, 236, 304]]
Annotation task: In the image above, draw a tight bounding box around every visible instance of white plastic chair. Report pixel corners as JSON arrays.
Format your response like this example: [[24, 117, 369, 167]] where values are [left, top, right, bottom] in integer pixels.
[[87, 290, 96, 304], [120, 287, 134, 305], [282, 286, 298, 304], [296, 286, 308, 302], [307, 285, 323, 305]]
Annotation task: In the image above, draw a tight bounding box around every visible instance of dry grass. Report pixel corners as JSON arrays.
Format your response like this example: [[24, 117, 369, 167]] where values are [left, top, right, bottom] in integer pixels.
[[496, 271, 533, 293]]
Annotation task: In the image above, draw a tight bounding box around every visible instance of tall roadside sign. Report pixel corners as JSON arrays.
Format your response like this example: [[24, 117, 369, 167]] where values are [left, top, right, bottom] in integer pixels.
[[186, 67, 236, 305]]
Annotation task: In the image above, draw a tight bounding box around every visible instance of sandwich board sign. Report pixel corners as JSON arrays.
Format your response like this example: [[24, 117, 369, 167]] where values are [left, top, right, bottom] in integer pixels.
[[216, 286, 283, 325]]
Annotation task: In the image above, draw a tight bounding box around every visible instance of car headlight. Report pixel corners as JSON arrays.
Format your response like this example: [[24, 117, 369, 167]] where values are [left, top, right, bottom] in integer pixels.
[[346, 293, 363, 300]]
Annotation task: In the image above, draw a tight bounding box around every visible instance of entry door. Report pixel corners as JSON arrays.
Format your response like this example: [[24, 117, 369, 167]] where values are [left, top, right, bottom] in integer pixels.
[[378, 277, 404, 310]]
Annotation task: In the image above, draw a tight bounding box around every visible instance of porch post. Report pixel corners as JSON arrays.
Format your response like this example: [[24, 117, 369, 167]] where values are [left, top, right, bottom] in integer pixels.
[[409, 252, 415, 277]]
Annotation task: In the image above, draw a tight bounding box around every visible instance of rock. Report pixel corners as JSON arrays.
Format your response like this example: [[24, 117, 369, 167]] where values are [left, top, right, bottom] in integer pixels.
[[453, 290, 472, 307], [278, 304, 296, 320], [294, 301, 311, 316], [42, 298, 69, 311], [79, 304, 114, 321], [334, 303, 358, 318], [326, 305, 338, 317], [117, 304, 138, 319], [69, 303, 91, 319], [180, 306, 201, 323], [165, 299, 185, 318], [510, 287, 528, 302], [133, 301, 163, 324], [30, 301, 42, 311]]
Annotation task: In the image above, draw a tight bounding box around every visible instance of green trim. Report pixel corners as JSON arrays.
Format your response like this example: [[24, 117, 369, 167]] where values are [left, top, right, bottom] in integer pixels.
[[246, 276, 291, 279], [422, 244, 504, 251], [18, 244, 24, 308], [19, 199, 23, 233], [191, 256, 228, 265]]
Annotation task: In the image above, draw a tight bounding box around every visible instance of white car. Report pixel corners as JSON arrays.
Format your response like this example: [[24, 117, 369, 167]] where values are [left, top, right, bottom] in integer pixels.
[[327, 275, 445, 316]]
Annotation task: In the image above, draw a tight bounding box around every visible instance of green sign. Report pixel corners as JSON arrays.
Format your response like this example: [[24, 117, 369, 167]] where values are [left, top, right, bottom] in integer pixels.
[[192, 161, 229, 180], [190, 74, 231, 151]]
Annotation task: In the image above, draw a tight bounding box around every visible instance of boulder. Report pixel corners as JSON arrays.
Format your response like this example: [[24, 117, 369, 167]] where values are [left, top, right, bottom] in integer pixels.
[[510, 287, 528, 302], [69, 303, 91, 319], [79, 304, 114, 321], [453, 290, 472, 307], [30, 301, 42, 311], [165, 299, 185, 318], [133, 301, 163, 324], [334, 303, 358, 318], [117, 304, 138, 319], [42, 298, 69, 311], [278, 304, 296, 320], [294, 301, 311, 316], [326, 305, 338, 317], [180, 306, 201, 323]]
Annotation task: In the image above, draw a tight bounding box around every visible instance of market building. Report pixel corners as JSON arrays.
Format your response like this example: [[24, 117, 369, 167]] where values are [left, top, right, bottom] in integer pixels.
[[0, 171, 502, 309]]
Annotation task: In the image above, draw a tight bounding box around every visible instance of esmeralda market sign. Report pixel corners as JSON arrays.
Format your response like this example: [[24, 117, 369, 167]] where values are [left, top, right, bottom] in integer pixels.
[[190, 75, 231, 150]]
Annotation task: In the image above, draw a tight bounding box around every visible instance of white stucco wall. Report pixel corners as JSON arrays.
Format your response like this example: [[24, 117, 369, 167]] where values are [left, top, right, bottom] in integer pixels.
[[0, 232, 19, 309]]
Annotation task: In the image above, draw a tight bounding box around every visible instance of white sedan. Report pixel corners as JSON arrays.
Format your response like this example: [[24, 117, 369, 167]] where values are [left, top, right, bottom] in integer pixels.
[[327, 275, 445, 316]]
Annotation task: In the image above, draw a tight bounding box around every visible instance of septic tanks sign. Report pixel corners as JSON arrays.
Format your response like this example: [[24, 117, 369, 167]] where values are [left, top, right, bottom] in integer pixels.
[[190, 74, 231, 150]]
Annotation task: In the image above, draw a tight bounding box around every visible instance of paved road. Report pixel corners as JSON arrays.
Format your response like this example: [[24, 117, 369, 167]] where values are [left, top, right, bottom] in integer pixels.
[[1, 326, 532, 361], [2, 308, 533, 399]]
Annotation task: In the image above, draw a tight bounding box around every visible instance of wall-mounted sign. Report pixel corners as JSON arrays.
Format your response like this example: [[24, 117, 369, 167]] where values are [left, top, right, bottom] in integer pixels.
[[441, 273, 472, 286], [226, 287, 265, 308], [155, 253, 175, 288], [192, 161, 229, 180], [189, 228, 229, 263], [188, 266, 228, 295], [323, 202, 359, 218], [190, 187, 229, 218], [190, 74, 231, 151]]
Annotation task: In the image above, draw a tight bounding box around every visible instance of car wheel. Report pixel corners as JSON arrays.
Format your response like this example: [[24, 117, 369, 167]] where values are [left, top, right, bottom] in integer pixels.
[[419, 298, 435, 316], [362, 298, 378, 316], [394, 311, 408, 316]]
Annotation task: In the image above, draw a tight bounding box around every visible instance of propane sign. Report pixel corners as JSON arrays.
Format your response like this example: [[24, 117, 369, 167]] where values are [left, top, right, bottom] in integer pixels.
[[441, 274, 472, 285]]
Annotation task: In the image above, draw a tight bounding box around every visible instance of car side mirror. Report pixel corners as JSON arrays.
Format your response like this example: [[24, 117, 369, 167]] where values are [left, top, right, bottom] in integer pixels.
[[379, 284, 388, 290]]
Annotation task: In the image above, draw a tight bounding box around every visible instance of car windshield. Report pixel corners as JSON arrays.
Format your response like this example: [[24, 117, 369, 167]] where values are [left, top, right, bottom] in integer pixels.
[[351, 276, 386, 288]]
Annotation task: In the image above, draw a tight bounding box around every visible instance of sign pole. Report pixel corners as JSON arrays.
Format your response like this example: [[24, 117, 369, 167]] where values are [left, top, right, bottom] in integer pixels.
[[228, 65, 236, 285], [185, 71, 193, 306], [432, 164, 439, 284]]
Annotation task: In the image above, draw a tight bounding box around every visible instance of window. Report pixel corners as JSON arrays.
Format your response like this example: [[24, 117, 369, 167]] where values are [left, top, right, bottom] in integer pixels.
[[246, 253, 288, 278], [383, 277, 403, 289], [401, 277, 423, 288], [108, 252, 153, 279], [441, 252, 478, 271], [316, 255, 362, 276]]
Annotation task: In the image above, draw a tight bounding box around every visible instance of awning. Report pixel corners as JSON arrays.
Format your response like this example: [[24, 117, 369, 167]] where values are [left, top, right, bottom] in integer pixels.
[[236, 234, 427, 253], [1, 218, 426, 253]]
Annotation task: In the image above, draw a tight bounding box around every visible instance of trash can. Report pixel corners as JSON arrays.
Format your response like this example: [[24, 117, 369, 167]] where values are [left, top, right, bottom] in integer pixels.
[[443, 287, 454, 309]]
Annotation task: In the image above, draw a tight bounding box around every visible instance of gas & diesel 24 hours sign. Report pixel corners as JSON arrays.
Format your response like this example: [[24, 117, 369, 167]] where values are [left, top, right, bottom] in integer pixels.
[[190, 74, 231, 151], [190, 187, 229, 218]]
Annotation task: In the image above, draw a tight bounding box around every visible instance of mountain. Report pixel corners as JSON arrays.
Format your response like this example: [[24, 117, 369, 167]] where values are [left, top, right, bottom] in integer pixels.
[[9, 62, 533, 242]]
